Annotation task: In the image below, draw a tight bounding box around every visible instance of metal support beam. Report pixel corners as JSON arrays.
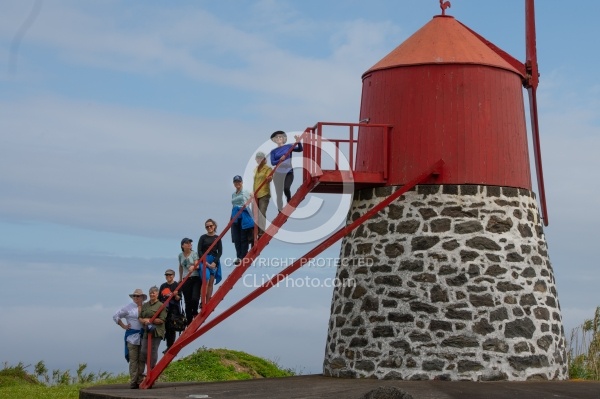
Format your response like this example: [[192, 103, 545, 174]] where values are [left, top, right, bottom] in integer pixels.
[[140, 177, 317, 389], [140, 159, 443, 388], [185, 159, 444, 343]]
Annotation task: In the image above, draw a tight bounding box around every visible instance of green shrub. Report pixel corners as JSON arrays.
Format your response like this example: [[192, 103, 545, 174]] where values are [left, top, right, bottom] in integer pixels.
[[160, 347, 294, 382]]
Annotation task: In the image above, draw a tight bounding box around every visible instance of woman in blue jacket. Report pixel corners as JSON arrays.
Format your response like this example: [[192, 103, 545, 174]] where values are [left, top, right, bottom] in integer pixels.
[[231, 175, 254, 265], [197, 218, 223, 302]]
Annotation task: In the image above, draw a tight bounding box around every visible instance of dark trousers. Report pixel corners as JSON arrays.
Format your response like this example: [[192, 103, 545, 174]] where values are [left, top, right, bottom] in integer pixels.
[[231, 219, 251, 260], [164, 302, 183, 348], [181, 276, 200, 325], [273, 171, 294, 211], [164, 315, 176, 349]]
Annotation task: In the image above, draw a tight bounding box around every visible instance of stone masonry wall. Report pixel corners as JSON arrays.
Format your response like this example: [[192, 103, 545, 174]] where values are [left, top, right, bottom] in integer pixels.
[[322, 184, 568, 381]]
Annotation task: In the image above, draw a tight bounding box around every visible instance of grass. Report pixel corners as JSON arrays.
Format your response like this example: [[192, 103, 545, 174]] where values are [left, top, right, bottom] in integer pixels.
[[0, 361, 128, 399], [159, 347, 294, 382], [0, 347, 294, 398], [568, 306, 600, 380]]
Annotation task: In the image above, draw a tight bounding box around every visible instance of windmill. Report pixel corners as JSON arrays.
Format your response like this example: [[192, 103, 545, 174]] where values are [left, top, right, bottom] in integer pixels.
[[138, 1, 563, 387], [324, 0, 566, 380]]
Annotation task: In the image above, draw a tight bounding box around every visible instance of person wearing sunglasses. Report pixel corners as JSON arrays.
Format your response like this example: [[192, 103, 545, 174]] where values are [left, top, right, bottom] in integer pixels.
[[197, 218, 223, 303], [159, 269, 182, 352], [112, 288, 146, 389]]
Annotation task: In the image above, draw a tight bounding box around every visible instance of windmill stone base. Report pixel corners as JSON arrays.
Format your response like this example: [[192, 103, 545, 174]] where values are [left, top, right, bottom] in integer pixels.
[[323, 184, 568, 381]]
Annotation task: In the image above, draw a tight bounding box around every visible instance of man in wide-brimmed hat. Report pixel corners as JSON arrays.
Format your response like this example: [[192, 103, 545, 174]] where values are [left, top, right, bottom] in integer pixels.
[[113, 288, 146, 389]]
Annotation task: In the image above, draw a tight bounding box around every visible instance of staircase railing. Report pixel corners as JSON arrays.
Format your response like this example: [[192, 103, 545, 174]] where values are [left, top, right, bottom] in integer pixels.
[[176, 159, 444, 346], [140, 122, 400, 388], [303, 122, 392, 182], [140, 131, 311, 387]]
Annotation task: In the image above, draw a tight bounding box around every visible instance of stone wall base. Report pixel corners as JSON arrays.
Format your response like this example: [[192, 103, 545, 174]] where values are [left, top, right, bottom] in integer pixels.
[[322, 185, 568, 381]]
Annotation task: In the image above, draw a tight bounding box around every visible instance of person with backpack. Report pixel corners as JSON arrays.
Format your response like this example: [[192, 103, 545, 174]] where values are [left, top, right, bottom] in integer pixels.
[[178, 237, 200, 326], [159, 269, 183, 352]]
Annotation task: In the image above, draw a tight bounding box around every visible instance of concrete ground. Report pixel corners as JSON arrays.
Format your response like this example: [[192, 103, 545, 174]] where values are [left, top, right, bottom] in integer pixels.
[[79, 375, 600, 399]]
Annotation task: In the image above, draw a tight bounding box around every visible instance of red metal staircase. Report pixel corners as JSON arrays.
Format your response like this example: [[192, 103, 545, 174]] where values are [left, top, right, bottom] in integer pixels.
[[139, 122, 444, 389]]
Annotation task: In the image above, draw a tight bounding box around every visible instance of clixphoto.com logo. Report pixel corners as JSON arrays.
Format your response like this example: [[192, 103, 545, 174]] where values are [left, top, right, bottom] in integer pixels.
[[242, 274, 357, 289], [240, 131, 355, 245]]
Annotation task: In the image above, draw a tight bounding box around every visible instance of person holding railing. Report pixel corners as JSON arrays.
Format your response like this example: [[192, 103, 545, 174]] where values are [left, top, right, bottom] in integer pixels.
[[138, 286, 167, 379], [269, 130, 303, 211], [197, 218, 223, 302], [231, 175, 254, 265], [158, 269, 181, 352], [178, 237, 200, 325], [253, 151, 272, 239]]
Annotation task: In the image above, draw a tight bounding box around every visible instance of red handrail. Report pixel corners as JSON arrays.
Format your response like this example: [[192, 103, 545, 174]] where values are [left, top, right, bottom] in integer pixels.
[[142, 177, 317, 389], [141, 121, 394, 388], [147, 132, 308, 323], [142, 131, 309, 379], [161, 160, 444, 360], [302, 122, 391, 178]]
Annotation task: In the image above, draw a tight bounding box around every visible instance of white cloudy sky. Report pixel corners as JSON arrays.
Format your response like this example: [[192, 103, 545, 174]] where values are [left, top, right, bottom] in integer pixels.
[[1, 0, 599, 377]]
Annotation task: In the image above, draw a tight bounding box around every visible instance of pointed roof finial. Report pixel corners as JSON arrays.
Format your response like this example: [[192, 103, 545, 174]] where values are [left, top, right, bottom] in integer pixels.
[[440, 0, 451, 16]]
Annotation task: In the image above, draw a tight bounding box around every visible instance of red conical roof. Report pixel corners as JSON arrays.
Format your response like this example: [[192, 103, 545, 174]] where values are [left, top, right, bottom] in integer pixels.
[[364, 15, 522, 76]]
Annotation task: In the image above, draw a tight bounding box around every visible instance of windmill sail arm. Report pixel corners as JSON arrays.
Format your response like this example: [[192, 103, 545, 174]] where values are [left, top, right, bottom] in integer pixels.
[[525, 0, 539, 88]]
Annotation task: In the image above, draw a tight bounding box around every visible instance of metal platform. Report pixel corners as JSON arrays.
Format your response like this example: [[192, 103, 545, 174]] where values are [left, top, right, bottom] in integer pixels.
[[80, 375, 600, 399]]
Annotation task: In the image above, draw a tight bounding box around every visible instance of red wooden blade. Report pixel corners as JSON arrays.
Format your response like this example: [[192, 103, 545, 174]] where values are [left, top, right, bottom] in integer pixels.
[[525, 0, 547, 225], [526, 0, 539, 89], [527, 86, 548, 226]]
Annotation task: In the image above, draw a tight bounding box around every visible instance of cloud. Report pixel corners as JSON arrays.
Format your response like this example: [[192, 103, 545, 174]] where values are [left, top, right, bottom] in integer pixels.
[[0, 2, 403, 239], [0, 95, 255, 237]]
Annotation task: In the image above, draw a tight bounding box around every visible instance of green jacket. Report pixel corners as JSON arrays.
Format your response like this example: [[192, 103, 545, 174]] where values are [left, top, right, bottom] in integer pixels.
[[140, 300, 167, 339]]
